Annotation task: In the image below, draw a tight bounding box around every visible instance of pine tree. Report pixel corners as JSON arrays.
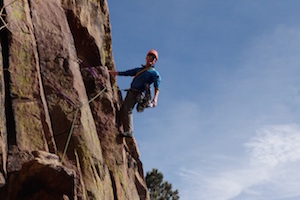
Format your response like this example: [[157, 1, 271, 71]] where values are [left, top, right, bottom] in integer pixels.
[[146, 168, 179, 200]]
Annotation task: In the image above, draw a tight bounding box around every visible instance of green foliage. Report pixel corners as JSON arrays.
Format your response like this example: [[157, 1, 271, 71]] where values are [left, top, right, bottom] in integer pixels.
[[146, 168, 179, 200]]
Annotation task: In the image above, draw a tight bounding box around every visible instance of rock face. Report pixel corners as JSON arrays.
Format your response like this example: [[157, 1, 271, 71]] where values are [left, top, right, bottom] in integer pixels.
[[0, 0, 149, 199]]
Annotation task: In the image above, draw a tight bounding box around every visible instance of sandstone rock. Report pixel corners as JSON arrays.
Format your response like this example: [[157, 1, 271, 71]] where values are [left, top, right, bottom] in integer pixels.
[[4, 150, 75, 200], [0, 36, 7, 183], [0, 0, 150, 199]]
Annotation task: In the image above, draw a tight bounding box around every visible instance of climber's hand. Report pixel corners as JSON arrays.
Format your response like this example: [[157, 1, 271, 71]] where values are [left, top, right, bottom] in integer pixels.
[[109, 70, 119, 76], [152, 99, 157, 107]]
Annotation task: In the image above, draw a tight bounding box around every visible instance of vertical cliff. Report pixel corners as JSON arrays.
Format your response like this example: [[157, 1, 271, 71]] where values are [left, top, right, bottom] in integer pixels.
[[0, 0, 149, 199]]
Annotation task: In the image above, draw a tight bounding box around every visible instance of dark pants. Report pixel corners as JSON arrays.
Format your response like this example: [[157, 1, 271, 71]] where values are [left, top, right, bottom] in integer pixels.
[[121, 89, 142, 134]]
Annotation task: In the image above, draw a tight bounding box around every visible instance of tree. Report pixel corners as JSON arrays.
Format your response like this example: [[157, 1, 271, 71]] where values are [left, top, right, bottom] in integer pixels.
[[146, 168, 179, 200]]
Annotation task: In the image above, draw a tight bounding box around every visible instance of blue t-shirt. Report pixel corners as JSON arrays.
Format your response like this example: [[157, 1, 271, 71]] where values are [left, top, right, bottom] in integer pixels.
[[118, 66, 161, 92]]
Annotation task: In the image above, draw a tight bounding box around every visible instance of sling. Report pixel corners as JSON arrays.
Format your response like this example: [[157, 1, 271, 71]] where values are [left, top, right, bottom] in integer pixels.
[[133, 66, 154, 80]]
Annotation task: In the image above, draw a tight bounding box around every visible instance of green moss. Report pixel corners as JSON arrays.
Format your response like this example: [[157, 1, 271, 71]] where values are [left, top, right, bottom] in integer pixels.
[[7, 1, 36, 99], [75, 143, 94, 197], [76, 142, 93, 176], [15, 102, 46, 150], [116, 166, 129, 200], [10, 38, 36, 99], [11, 2, 25, 21], [75, 141, 105, 199]]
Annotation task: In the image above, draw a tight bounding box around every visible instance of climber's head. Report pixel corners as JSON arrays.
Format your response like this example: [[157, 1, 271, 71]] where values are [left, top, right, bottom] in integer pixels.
[[146, 49, 158, 66]]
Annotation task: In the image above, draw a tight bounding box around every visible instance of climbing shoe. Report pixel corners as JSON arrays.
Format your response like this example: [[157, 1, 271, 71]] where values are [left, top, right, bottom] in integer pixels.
[[120, 132, 133, 138]]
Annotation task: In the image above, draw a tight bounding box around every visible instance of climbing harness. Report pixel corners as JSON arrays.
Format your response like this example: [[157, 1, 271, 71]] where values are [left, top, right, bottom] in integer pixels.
[[132, 67, 155, 112], [131, 66, 156, 112], [136, 84, 153, 112]]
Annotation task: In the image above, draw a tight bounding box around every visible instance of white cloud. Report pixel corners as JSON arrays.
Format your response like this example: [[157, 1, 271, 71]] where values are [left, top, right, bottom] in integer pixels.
[[179, 124, 300, 200], [246, 124, 300, 167], [173, 25, 300, 200]]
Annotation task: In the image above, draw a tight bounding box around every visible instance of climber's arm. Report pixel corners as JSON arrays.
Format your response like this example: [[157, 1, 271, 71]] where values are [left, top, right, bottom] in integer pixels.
[[152, 88, 159, 107], [109, 70, 119, 76]]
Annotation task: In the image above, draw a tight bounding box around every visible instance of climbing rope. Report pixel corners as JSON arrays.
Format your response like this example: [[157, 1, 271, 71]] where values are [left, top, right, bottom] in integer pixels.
[[41, 71, 77, 108], [60, 86, 106, 164], [40, 58, 113, 164], [77, 58, 105, 85], [61, 107, 78, 164]]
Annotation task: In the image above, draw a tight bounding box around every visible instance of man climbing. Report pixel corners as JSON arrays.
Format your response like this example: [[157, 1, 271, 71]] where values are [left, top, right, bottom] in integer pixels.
[[109, 49, 161, 138]]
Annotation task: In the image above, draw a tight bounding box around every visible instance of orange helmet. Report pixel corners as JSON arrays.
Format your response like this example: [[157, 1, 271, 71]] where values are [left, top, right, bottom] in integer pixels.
[[147, 49, 159, 60]]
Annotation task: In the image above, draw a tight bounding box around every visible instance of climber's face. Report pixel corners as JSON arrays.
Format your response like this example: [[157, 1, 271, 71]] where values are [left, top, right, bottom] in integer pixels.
[[146, 53, 157, 66]]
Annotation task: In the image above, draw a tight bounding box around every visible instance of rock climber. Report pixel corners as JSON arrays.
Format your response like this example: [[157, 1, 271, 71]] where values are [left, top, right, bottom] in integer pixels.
[[109, 49, 161, 138]]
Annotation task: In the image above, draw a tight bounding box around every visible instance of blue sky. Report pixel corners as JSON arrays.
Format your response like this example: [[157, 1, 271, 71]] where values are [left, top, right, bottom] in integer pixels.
[[108, 1, 300, 200]]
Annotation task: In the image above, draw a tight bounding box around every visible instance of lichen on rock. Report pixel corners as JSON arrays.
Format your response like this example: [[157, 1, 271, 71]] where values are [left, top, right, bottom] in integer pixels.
[[0, 0, 150, 199]]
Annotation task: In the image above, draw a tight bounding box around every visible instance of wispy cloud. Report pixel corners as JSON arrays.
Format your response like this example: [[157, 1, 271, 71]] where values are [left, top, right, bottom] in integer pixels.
[[246, 124, 300, 167], [179, 124, 300, 200]]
